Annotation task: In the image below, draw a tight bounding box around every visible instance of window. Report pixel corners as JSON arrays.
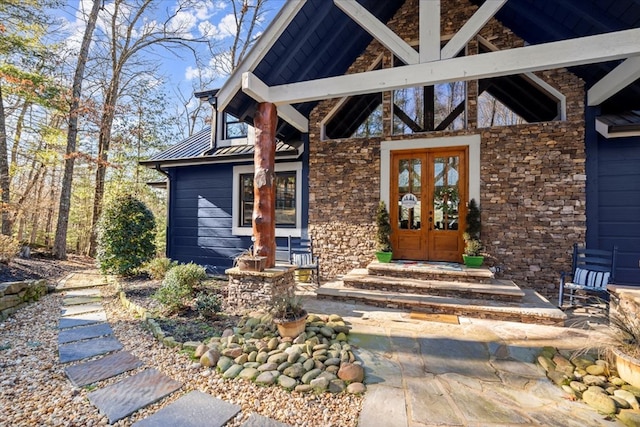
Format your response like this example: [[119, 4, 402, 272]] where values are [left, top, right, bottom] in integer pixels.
[[232, 162, 302, 237], [392, 54, 467, 134], [225, 113, 248, 139], [239, 171, 296, 227]]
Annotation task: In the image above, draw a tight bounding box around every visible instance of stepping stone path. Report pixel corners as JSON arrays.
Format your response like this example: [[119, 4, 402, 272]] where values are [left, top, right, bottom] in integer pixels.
[[57, 271, 290, 426]]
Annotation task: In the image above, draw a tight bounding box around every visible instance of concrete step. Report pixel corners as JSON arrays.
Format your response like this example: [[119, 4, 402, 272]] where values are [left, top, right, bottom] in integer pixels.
[[367, 261, 495, 283], [343, 269, 524, 302], [316, 281, 567, 326]]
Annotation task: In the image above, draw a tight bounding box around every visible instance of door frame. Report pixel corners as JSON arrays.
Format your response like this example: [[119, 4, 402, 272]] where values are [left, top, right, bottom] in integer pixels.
[[380, 135, 482, 256]]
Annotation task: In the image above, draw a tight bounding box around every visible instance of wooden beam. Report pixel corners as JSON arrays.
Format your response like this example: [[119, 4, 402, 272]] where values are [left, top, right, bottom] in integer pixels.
[[588, 56, 640, 106], [441, 0, 507, 59], [241, 72, 309, 132], [252, 103, 278, 268], [419, 0, 440, 62], [334, 0, 419, 65], [216, 0, 307, 110], [244, 29, 640, 105]]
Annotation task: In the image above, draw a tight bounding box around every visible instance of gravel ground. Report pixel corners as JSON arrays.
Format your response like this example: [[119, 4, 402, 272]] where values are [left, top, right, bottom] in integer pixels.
[[0, 281, 363, 427]]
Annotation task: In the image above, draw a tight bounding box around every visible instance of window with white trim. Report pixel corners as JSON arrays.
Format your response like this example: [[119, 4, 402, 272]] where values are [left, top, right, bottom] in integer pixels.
[[232, 162, 302, 237]]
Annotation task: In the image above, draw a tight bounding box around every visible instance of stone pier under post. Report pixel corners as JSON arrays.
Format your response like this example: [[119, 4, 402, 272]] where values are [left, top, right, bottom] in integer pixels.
[[225, 265, 296, 313]]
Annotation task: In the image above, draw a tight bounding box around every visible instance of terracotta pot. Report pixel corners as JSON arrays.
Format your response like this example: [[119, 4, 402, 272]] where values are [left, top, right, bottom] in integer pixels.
[[274, 312, 307, 338], [237, 256, 267, 272], [613, 347, 640, 388]]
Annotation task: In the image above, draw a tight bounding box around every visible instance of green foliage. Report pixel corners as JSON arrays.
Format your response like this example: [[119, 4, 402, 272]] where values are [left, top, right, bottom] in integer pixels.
[[463, 199, 483, 256], [271, 294, 305, 321], [152, 263, 207, 314], [96, 195, 156, 276], [143, 257, 178, 280], [0, 235, 20, 264], [375, 201, 392, 252], [195, 292, 222, 318]]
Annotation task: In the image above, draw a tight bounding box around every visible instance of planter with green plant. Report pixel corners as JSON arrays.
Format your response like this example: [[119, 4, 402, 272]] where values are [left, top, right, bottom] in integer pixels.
[[463, 198, 484, 267], [271, 294, 307, 338], [375, 201, 393, 263]]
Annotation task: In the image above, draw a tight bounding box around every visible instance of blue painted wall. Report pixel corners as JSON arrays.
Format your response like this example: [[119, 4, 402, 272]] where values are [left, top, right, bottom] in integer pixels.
[[167, 163, 250, 272], [165, 142, 309, 274], [586, 108, 640, 285]]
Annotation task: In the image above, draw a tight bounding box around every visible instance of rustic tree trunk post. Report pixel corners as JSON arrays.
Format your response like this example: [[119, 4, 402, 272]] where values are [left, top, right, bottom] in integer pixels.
[[253, 102, 277, 267]]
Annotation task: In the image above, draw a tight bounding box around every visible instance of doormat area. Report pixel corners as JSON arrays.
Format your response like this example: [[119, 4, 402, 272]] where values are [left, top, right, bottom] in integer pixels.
[[394, 261, 463, 271], [410, 312, 460, 324]]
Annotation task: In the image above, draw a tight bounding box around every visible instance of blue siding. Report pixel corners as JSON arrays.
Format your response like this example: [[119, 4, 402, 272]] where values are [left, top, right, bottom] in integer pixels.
[[168, 163, 251, 272], [595, 134, 640, 285], [166, 160, 307, 274], [586, 106, 640, 286]]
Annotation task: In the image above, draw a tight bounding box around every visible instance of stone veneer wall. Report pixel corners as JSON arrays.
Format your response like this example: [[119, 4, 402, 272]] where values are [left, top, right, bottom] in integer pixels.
[[226, 267, 296, 313], [307, 0, 586, 298], [0, 280, 48, 320]]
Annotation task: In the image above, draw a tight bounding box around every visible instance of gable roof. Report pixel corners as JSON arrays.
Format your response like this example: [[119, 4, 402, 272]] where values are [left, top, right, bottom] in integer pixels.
[[217, 0, 640, 142]]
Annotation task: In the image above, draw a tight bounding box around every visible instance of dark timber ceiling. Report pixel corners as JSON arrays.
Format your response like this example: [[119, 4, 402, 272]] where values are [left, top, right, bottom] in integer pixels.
[[222, 0, 640, 142]]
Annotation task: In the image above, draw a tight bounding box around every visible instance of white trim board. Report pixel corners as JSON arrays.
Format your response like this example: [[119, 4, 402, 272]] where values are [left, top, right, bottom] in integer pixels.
[[380, 135, 481, 208]]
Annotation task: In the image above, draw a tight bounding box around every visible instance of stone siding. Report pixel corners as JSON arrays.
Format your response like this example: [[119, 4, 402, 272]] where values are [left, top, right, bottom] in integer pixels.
[[0, 280, 48, 320], [307, 0, 586, 298], [226, 267, 296, 313]]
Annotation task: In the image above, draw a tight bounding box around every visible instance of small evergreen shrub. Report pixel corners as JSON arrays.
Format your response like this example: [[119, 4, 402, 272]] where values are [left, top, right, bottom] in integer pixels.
[[0, 236, 21, 264], [97, 195, 156, 276], [195, 292, 222, 318], [144, 257, 178, 280], [153, 263, 206, 313]]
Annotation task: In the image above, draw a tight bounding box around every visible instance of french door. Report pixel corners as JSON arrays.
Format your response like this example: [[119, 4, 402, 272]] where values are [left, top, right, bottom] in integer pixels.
[[390, 147, 467, 262]]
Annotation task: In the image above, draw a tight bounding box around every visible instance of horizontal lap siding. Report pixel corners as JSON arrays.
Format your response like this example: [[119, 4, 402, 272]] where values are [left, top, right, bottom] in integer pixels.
[[597, 135, 640, 285], [168, 164, 251, 272]]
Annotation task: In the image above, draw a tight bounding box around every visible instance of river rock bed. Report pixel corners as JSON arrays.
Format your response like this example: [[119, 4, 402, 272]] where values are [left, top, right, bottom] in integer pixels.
[[538, 346, 640, 426], [185, 312, 366, 395]]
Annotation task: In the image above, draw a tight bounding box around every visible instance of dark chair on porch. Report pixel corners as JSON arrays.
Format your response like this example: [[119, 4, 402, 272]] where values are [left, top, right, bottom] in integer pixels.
[[558, 243, 618, 308], [288, 236, 320, 285]]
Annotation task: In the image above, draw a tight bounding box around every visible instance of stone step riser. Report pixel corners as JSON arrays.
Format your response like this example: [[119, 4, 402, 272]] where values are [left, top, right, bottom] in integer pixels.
[[342, 278, 522, 303], [367, 267, 494, 284], [316, 293, 564, 326]]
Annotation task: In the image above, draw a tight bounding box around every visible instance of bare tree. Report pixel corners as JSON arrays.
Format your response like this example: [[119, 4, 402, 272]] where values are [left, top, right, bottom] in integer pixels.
[[86, 0, 210, 256], [52, 0, 102, 259]]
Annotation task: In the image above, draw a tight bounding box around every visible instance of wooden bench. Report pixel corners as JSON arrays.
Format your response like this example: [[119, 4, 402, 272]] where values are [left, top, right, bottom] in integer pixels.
[[558, 243, 617, 308]]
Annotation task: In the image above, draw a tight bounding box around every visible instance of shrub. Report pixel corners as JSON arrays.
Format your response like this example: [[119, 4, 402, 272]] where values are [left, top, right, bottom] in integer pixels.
[[153, 263, 206, 313], [96, 195, 156, 276], [0, 235, 21, 264], [144, 257, 178, 280], [195, 292, 222, 318]]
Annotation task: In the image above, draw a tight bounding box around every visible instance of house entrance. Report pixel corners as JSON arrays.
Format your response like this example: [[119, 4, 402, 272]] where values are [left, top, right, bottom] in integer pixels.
[[390, 147, 467, 262]]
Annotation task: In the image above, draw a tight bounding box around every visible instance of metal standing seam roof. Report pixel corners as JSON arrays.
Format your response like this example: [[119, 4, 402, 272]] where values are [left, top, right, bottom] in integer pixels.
[[140, 126, 302, 167]]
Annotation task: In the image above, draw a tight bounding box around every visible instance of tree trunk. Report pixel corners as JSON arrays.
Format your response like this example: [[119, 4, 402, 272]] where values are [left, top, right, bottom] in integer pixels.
[[53, 0, 101, 260], [252, 102, 277, 267], [0, 84, 11, 235]]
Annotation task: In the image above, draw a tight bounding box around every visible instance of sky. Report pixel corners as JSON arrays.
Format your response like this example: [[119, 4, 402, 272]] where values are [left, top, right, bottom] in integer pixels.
[[52, 0, 286, 134]]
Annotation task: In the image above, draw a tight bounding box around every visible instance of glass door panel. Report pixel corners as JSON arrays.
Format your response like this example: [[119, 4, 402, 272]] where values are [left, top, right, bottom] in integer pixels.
[[432, 156, 460, 231], [397, 158, 421, 230]]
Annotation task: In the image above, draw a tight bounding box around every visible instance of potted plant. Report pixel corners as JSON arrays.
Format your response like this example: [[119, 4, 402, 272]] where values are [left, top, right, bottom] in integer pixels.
[[462, 198, 484, 267], [271, 294, 307, 338], [608, 302, 640, 388], [375, 201, 393, 263], [235, 247, 267, 272]]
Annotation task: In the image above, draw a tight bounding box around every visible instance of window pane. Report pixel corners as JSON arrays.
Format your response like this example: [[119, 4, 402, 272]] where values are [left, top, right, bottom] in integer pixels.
[[240, 174, 253, 227], [226, 113, 248, 139], [275, 172, 296, 227]]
